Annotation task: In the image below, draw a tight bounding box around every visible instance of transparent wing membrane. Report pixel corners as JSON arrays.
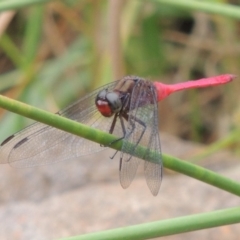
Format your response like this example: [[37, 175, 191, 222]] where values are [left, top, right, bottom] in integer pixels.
[[0, 76, 162, 195], [0, 81, 120, 167], [120, 79, 162, 195]]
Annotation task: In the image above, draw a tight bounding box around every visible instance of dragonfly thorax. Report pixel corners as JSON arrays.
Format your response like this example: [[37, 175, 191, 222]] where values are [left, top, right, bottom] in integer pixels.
[[95, 89, 122, 117]]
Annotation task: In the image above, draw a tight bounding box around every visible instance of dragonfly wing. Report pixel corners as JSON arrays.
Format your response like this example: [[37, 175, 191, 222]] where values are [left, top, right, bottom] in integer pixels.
[[120, 79, 162, 194], [119, 155, 141, 189], [143, 102, 162, 196], [0, 81, 119, 168]]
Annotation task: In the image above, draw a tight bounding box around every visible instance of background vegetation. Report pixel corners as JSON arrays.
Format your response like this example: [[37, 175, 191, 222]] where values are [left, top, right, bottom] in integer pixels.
[[0, 0, 240, 239], [1, 0, 240, 148]]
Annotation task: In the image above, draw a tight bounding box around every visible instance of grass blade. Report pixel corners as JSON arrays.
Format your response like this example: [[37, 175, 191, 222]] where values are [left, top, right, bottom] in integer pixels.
[[0, 0, 52, 12], [0, 94, 240, 196], [60, 207, 240, 240], [154, 0, 240, 20]]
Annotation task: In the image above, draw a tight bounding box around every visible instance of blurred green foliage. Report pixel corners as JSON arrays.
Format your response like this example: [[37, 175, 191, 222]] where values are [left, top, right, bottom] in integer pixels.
[[0, 0, 240, 152], [0, 1, 240, 239]]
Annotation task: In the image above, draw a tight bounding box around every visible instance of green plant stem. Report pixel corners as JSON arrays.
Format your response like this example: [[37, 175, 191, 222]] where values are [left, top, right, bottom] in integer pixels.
[[0, 95, 240, 196], [0, 34, 23, 67], [60, 207, 240, 240], [163, 153, 240, 197], [0, 0, 52, 12], [23, 6, 44, 66], [0, 94, 121, 149], [154, 0, 240, 20], [1, 0, 240, 20]]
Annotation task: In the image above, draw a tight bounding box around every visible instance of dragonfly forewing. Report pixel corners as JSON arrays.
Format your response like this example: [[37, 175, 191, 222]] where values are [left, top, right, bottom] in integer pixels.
[[0, 81, 121, 167], [119, 79, 162, 194]]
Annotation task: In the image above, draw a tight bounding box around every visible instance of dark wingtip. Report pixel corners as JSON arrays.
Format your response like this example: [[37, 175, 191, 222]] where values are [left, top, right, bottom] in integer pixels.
[[0, 135, 15, 146]]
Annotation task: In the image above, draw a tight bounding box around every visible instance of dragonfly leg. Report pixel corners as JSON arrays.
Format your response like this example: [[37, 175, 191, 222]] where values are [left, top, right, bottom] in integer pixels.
[[100, 113, 119, 147], [109, 114, 127, 159], [118, 113, 145, 170], [107, 93, 131, 147], [108, 93, 131, 160], [125, 114, 147, 162], [131, 116, 146, 147]]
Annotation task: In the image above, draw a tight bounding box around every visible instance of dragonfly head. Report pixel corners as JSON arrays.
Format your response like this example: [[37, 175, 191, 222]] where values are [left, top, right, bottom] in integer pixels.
[[95, 89, 122, 117]]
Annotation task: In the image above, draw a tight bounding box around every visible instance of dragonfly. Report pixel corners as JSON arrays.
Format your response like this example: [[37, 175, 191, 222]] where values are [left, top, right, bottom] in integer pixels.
[[0, 74, 235, 196]]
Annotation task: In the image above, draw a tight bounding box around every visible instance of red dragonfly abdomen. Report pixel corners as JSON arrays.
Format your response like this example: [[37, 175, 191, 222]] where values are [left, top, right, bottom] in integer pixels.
[[154, 74, 235, 101]]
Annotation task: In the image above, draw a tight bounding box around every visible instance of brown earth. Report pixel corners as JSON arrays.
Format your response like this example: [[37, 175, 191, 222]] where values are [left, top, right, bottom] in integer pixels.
[[0, 133, 239, 240]]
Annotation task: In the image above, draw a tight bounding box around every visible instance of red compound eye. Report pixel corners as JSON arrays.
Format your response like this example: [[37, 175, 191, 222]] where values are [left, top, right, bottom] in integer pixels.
[[95, 89, 122, 117], [96, 99, 113, 117]]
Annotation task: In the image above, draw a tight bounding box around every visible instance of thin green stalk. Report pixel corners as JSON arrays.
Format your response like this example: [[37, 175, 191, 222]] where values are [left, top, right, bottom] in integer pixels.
[[154, 0, 240, 20], [23, 6, 44, 66], [0, 0, 52, 12], [60, 207, 240, 240], [0, 94, 121, 149], [0, 95, 240, 196], [163, 153, 240, 196], [0, 34, 23, 67]]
